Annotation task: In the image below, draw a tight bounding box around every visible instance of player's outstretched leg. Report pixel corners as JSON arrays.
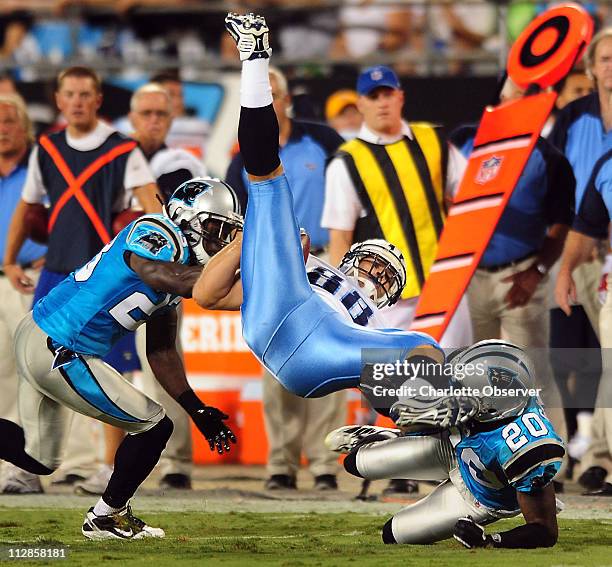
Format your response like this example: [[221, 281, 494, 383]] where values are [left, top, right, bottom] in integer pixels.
[[382, 480, 495, 544], [341, 434, 454, 482], [82, 416, 173, 540], [225, 13, 314, 361]]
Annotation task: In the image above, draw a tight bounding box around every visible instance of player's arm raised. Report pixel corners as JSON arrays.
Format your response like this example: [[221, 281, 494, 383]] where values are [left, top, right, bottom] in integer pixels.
[[146, 308, 237, 454], [192, 231, 243, 311], [128, 253, 202, 298]]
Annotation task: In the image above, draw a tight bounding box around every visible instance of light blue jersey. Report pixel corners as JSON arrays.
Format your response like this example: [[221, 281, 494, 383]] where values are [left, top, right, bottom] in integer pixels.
[[240, 173, 440, 398], [455, 399, 565, 513], [33, 214, 190, 357]]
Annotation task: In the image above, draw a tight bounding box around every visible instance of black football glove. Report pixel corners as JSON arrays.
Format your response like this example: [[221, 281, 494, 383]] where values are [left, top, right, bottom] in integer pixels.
[[177, 390, 237, 454], [191, 405, 237, 454], [453, 516, 493, 549]]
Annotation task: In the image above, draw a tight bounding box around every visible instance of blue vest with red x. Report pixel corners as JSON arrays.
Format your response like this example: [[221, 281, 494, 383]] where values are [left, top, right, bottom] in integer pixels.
[[37, 130, 136, 273]]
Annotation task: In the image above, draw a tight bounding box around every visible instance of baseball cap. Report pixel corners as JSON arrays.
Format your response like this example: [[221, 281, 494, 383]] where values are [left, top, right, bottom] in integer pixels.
[[325, 89, 359, 121], [356, 66, 401, 96]]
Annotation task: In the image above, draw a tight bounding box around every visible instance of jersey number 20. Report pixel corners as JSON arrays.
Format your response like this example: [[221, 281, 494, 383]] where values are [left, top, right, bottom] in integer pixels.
[[502, 413, 549, 452]]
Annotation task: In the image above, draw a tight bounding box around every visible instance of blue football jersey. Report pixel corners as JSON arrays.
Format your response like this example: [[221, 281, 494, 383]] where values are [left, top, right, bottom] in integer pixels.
[[33, 214, 190, 357], [454, 399, 565, 513], [305, 255, 387, 328]]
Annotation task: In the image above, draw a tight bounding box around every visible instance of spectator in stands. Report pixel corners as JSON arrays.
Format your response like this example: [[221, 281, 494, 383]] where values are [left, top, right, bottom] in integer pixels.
[[0, 94, 46, 494], [226, 66, 345, 491], [0, 11, 40, 81], [554, 27, 612, 497], [3, 65, 160, 489], [325, 89, 362, 140], [428, 0, 498, 75], [275, 0, 337, 60], [330, 0, 414, 62]]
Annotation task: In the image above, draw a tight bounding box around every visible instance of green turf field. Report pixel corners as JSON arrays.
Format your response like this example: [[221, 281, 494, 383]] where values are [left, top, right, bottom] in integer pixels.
[[0, 510, 610, 566]]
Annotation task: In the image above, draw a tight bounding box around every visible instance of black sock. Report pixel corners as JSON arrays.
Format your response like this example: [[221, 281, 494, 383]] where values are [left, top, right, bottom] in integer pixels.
[[238, 105, 280, 176], [382, 518, 397, 544], [102, 416, 173, 509], [343, 449, 363, 478], [0, 419, 54, 475]]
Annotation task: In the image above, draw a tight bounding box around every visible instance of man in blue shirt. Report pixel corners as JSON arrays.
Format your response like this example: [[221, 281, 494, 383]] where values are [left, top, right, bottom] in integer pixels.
[[0, 94, 46, 494], [451, 79, 575, 488], [556, 147, 612, 497], [554, 27, 612, 495], [225, 66, 349, 491]]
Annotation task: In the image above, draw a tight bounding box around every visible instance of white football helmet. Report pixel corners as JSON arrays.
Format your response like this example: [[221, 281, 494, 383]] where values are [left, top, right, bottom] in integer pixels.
[[164, 177, 242, 265], [449, 340, 536, 423], [338, 239, 406, 308]]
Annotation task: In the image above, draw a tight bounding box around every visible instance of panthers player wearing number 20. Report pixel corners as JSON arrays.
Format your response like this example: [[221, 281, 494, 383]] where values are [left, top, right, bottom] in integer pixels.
[[0, 177, 241, 540], [327, 341, 565, 548]]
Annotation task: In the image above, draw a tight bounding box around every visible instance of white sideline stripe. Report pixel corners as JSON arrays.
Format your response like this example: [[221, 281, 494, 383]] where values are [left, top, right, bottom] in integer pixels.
[[2, 532, 366, 544], [411, 316, 445, 329], [470, 138, 530, 158], [448, 196, 504, 216], [430, 256, 473, 272]]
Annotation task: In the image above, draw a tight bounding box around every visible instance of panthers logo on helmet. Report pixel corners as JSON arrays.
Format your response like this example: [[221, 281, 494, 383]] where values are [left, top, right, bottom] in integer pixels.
[[487, 366, 518, 388], [172, 179, 212, 205], [135, 232, 169, 255]]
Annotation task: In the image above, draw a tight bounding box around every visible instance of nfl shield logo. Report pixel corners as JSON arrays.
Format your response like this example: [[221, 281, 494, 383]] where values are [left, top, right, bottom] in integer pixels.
[[475, 156, 503, 185], [371, 69, 383, 81], [488, 366, 517, 387]]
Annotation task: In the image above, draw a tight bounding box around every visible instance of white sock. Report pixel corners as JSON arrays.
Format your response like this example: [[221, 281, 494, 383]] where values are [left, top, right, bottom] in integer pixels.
[[241, 58, 272, 108], [93, 497, 121, 517], [576, 411, 593, 438]]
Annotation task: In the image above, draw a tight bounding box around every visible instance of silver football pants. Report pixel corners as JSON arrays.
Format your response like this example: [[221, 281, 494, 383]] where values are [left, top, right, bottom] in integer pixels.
[[14, 313, 165, 470], [353, 434, 512, 543]]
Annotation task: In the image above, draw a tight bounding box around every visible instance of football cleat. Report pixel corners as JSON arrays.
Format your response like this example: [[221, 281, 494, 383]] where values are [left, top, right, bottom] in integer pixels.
[[225, 12, 271, 61], [389, 395, 480, 431], [325, 425, 401, 454], [82, 504, 165, 540]]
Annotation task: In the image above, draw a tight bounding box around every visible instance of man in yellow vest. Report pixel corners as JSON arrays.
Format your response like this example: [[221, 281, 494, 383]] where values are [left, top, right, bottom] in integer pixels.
[[322, 65, 472, 348]]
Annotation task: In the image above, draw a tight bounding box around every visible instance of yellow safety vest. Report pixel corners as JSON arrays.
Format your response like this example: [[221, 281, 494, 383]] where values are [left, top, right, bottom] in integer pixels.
[[338, 123, 446, 299]]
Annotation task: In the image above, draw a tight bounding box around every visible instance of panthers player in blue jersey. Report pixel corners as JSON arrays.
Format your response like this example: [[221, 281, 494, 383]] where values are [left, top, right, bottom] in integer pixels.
[[192, 12, 442, 402], [327, 340, 565, 548], [0, 177, 242, 540]]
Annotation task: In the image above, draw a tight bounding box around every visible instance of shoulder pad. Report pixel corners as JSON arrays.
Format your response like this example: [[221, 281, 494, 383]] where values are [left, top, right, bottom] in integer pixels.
[[125, 214, 189, 264], [502, 439, 565, 484]]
